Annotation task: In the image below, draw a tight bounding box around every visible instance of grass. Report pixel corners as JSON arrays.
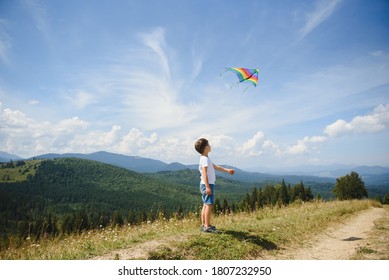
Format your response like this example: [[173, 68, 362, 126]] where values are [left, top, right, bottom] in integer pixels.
[[0, 160, 42, 182], [0, 199, 382, 260]]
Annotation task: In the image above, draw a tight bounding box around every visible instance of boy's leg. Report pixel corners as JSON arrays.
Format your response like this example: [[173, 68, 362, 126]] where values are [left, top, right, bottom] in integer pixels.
[[201, 204, 206, 226], [204, 204, 212, 228]]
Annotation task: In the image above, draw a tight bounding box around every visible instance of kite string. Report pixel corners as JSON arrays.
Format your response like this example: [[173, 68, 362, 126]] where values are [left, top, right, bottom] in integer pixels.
[[219, 67, 229, 77]]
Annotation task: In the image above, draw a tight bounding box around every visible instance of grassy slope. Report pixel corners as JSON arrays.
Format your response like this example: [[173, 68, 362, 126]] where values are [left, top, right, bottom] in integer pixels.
[[0, 160, 42, 182], [0, 199, 383, 260]]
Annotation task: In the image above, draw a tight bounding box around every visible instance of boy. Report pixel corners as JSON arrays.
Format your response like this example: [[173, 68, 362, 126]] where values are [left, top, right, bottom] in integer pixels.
[[194, 138, 235, 233]]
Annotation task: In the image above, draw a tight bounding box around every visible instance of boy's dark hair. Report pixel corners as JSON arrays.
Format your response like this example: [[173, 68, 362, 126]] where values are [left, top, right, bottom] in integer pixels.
[[195, 138, 208, 154]]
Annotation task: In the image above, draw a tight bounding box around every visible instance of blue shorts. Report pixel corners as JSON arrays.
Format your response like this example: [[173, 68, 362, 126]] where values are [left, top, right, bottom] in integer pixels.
[[200, 184, 215, 205]]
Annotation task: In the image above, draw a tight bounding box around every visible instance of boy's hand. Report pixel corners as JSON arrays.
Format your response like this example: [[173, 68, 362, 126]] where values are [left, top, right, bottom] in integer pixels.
[[206, 186, 212, 195], [227, 169, 235, 175]]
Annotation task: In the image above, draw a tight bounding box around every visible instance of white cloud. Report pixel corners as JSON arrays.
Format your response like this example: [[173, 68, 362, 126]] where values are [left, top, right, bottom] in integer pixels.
[[65, 90, 98, 109], [56, 117, 89, 134], [240, 131, 265, 156], [286, 135, 327, 155], [238, 131, 281, 157], [28, 100, 39, 105], [324, 103, 389, 137], [69, 125, 121, 150], [1, 107, 32, 128], [116, 128, 158, 154], [299, 0, 342, 40], [0, 105, 90, 156], [2, 99, 388, 166]]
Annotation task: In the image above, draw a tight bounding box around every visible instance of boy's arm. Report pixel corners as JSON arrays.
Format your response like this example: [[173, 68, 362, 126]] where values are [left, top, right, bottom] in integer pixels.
[[214, 164, 235, 175], [202, 166, 212, 195]]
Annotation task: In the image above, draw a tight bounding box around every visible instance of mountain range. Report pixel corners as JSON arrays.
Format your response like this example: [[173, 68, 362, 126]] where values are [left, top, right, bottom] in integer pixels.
[[1, 150, 389, 186]]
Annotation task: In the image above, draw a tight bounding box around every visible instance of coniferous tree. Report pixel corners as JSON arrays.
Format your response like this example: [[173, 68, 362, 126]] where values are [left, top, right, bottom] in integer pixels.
[[279, 179, 290, 205], [213, 198, 222, 214], [305, 186, 314, 201], [250, 188, 258, 210], [222, 198, 229, 214], [61, 215, 73, 235], [112, 210, 124, 227], [127, 210, 138, 225]]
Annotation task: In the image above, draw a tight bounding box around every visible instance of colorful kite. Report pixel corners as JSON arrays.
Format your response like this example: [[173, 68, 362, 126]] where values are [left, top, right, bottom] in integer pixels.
[[221, 67, 259, 91]]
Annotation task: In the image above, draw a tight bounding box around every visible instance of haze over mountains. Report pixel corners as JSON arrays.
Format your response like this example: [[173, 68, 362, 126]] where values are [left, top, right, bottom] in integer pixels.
[[1, 151, 389, 186]]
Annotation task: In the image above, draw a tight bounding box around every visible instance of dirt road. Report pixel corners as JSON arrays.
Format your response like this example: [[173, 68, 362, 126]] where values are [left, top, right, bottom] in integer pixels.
[[277, 206, 388, 260]]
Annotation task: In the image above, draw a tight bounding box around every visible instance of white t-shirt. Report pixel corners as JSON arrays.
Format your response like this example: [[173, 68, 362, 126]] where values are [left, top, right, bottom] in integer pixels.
[[199, 156, 216, 184]]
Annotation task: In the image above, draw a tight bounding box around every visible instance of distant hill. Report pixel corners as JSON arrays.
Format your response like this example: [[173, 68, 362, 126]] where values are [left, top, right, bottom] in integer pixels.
[[31, 151, 175, 173], [1, 150, 388, 187], [0, 151, 23, 163], [250, 164, 389, 178]]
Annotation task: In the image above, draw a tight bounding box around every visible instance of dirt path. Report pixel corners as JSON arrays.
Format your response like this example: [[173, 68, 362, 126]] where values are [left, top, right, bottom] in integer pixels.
[[276, 207, 387, 260], [91, 233, 193, 260], [92, 206, 388, 260]]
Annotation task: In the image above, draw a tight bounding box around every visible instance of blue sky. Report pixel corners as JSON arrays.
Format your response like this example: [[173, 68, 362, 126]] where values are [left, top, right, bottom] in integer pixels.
[[0, 0, 389, 170]]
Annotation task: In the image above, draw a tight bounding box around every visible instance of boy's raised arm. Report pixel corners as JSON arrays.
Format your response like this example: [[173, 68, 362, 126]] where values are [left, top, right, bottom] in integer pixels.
[[213, 164, 235, 175]]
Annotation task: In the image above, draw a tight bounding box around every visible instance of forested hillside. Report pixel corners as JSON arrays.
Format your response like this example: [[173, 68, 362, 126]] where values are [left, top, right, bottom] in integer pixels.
[[0, 158, 201, 244]]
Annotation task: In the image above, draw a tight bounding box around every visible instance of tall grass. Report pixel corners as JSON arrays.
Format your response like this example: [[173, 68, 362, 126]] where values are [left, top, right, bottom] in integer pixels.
[[0, 199, 380, 260]]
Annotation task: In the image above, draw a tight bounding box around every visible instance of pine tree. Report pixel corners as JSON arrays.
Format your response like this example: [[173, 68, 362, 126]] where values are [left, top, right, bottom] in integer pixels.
[[61, 215, 73, 235], [383, 194, 389, 205], [112, 210, 124, 227], [127, 210, 138, 225], [279, 179, 290, 205], [222, 198, 229, 214], [257, 188, 264, 208], [213, 198, 222, 214], [250, 188, 258, 210], [305, 186, 314, 201]]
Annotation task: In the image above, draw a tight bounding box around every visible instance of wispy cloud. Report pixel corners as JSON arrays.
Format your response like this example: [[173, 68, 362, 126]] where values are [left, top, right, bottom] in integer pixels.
[[23, 0, 51, 38], [0, 19, 11, 64], [138, 27, 170, 79], [72, 26, 204, 131], [299, 0, 342, 40]]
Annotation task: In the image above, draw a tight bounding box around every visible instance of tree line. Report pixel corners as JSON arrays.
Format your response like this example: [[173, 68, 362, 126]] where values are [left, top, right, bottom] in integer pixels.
[[213, 179, 314, 215]]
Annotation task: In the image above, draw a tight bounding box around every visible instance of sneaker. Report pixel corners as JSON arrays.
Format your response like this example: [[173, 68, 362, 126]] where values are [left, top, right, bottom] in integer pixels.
[[200, 225, 216, 231], [202, 226, 218, 233]]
